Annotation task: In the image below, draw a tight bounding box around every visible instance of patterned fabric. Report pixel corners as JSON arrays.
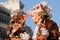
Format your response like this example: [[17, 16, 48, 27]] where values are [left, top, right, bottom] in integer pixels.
[[40, 28, 49, 37], [20, 32, 30, 40]]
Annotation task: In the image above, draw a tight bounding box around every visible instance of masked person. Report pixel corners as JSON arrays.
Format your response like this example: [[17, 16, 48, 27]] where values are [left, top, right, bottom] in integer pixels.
[[6, 10, 26, 37], [6, 10, 32, 40], [28, 1, 59, 40]]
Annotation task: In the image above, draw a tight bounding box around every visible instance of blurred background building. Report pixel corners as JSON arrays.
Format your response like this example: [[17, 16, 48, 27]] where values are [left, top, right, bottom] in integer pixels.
[[0, 0, 22, 28], [0, 6, 11, 28], [20, 1, 24, 11]]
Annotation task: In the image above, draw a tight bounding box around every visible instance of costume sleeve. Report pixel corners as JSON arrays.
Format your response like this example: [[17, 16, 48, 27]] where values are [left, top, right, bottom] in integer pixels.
[[51, 21, 59, 39], [52, 21, 59, 33]]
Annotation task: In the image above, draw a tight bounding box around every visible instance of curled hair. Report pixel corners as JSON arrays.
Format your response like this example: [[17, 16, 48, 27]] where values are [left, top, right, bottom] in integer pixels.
[[38, 11, 52, 19]]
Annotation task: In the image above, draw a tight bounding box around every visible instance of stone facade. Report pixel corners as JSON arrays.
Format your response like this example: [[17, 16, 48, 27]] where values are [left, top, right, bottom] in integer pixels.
[[0, 6, 11, 28]]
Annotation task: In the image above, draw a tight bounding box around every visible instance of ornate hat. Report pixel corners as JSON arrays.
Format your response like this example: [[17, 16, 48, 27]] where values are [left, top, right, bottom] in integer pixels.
[[28, 1, 52, 19], [10, 9, 20, 17]]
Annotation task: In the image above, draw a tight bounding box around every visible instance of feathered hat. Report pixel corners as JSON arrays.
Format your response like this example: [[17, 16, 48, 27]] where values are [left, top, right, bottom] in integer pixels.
[[28, 1, 52, 19]]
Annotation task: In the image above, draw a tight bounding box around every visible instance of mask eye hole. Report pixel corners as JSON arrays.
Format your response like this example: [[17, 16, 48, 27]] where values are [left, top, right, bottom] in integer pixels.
[[11, 21, 15, 24], [37, 6, 39, 9]]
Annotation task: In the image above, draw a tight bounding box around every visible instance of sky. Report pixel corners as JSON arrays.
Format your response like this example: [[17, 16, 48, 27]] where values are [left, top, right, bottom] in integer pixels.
[[0, 0, 60, 30]]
